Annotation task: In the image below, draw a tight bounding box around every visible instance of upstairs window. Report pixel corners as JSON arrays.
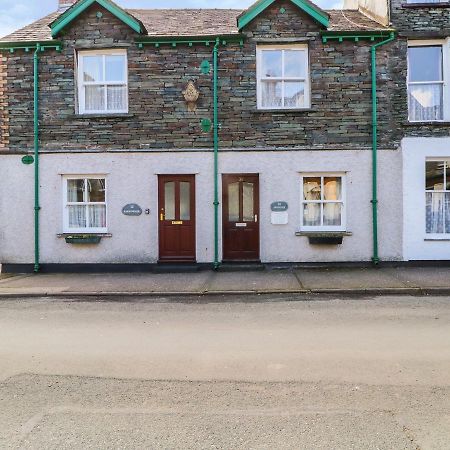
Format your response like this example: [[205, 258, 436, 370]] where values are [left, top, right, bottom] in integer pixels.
[[77, 50, 128, 114], [257, 45, 310, 110], [408, 42, 448, 122]]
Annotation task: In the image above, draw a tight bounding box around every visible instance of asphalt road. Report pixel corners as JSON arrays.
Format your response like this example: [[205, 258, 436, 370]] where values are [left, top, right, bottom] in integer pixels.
[[0, 295, 449, 449]]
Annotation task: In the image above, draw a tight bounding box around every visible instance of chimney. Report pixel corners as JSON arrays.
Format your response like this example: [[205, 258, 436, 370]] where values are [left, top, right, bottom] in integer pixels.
[[58, 0, 77, 11]]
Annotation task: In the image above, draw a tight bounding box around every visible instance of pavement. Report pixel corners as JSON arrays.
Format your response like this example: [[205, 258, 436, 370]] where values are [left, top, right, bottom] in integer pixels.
[[1, 295, 450, 449], [1, 266, 450, 297]]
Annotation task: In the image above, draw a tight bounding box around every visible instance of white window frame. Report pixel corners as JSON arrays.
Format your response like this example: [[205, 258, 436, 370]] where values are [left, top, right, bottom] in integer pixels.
[[300, 173, 346, 232], [406, 0, 448, 3], [256, 44, 310, 110], [425, 158, 450, 238], [408, 39, 450, 122], [63, 175, 108, 233], [77, 49, 128, 114]]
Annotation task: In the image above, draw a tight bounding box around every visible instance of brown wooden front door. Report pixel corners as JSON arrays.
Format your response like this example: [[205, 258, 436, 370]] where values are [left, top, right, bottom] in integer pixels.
[[158, 175, 196, 262], [222, 174, 260, 261]]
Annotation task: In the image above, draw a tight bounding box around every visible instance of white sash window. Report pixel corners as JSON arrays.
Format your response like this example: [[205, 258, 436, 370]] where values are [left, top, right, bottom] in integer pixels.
[[78, 49, 128, 114]]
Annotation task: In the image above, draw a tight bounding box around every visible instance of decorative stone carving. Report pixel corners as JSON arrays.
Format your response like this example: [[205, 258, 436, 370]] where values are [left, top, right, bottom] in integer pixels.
[[183, 80, 200, 112]]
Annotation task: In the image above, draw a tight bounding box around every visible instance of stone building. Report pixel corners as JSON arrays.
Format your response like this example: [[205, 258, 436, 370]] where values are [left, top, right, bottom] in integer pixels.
[[0, 0, 443, 271]]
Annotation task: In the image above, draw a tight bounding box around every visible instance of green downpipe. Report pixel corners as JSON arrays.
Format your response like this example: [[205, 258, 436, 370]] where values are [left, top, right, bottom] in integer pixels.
[[370, 32, 395, 265], [33, 44, 40, 272], [213, 37, 220, 270]]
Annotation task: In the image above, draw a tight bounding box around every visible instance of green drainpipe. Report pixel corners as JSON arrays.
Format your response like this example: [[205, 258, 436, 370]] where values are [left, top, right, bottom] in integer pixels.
[[213, 37, 220, 270], [370, 32, 395, 265], [33, 44, 40, 272]]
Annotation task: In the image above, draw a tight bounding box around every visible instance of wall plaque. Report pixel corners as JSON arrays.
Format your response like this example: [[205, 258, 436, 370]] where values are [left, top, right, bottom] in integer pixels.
[[122, 204, 143, 216], [271, 201, 288, 212]]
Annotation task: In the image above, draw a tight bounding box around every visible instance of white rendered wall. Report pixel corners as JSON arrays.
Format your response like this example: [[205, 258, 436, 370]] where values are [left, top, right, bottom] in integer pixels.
[[0, 149, 402, 265], [403, 137, 450, 260]]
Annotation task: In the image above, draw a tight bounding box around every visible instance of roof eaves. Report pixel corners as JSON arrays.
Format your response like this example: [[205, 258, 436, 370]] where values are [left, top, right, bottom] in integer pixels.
[[50, 0, 146, 38], [238, 0, 330, 30]]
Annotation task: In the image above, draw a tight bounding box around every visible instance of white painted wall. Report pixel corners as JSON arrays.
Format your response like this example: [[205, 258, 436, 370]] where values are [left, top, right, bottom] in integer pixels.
[[0, 149, 402, 265], [343, 0, 389, 25], [403, 137, 450, 260]]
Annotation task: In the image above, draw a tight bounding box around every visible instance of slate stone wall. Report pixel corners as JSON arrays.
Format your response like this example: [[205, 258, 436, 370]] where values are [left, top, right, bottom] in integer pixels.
[[0, 0, 398, 152], [389, 0, 450, 138]]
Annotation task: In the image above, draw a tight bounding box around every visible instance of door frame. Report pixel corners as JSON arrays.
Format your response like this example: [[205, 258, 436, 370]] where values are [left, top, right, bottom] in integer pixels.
[[222, 173, 260, 262], [158, 174, 196, 263]]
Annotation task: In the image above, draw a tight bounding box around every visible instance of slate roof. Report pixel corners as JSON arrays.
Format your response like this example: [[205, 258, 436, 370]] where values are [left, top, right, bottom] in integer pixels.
[[0, 8, 389, 43]]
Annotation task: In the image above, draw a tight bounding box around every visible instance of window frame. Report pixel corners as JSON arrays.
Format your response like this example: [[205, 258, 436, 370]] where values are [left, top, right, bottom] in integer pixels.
[[407, 39, 450, 122], [256, 44, 311, 111], [77, 49, 129, 115], [424, 158, 450, 238], [300, 173, 346, 232], [63, 175, 108, 234]]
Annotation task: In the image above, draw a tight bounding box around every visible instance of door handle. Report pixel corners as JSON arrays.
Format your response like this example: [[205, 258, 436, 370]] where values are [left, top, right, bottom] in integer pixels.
[[160, 212, 165, 221], [255, 214, 258, 223]]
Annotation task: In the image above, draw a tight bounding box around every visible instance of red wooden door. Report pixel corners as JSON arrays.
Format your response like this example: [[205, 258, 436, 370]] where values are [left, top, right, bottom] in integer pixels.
[[158, 175, 196, 262], [222, 174, 260, 261]]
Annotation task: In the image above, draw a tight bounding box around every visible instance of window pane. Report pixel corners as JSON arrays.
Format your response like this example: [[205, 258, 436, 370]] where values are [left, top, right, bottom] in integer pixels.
[[426, 161, 445, 190], [284, 81, 305, 108], [446, 162, 450, 190], [105, 55, 126, 82], [303, 177, 321, 200], [323, 203, 342, 226], [243, 182, 254, 222], [408, 84, 443, 121], [89, 205, 106, 228], [180, 181, 190, 221], [83, 55, 103, 82], [303, 203, 321, 227], [228, 182, 239, 222], [261, 50, 282, 78], [68, 205, 87, 228], [261, 80, 282, 108], [408, 46, 442, 82], [164, 182, 175, 221], [87, 179, 105, 203], [284, 50, 306, 78], [324, 177, 342, 201], [107, 85, 126, 111], [446, 193, 450, 233], [67, 179, 85, 202], [85, 85, 105, 111], [426, 192, 445, 233]]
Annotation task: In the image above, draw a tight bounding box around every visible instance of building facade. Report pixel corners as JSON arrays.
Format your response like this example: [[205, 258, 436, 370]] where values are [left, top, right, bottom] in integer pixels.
[[0, 0, 446, 270]]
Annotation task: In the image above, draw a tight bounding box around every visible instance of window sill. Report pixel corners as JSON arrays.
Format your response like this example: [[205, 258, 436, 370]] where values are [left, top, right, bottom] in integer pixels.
[[424, 237, 450, 241], [403, 121, 450, 127], [71, 113, 134, 119], [255, 108, 314, 114], [402, 2, 450, 8]]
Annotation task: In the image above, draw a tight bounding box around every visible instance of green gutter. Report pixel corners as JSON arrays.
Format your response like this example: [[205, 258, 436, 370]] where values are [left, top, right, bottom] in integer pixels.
[[0, 42, 60, 272], [370, 32, 395, 264], [33, 44, 40, 273], [213, 37, 220, 270], [321, 31, 396, 264]]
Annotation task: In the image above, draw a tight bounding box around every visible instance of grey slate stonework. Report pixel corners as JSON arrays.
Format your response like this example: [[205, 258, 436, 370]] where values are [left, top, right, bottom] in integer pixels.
[[0, 0, 397, 153], [389, 0, 450, 138]]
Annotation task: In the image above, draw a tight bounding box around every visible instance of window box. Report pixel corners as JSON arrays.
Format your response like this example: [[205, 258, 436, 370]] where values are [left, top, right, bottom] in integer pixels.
[[296, 231, 352, 245], [65, 235, 102, 245]]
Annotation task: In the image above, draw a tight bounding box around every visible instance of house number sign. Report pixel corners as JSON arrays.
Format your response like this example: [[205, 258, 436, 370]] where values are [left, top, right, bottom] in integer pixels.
[[271, 201, 288, 212], [122, 204, 143, 216]]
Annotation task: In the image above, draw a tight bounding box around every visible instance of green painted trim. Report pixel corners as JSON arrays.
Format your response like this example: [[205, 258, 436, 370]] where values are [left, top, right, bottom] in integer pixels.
[[213, 37, 220, 270], [51, 0, 144, 38], [0, 41, 62, 52], [238, 0, 329, 30], [321, 31, 396, 43], [370, 32, 395, 264], [136, 35, 245, 48], [33, 44, 41, 273]]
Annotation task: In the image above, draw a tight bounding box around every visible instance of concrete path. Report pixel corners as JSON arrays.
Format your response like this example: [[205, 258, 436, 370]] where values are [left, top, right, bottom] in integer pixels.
[[1, 295, 449, 449], [1, 266, 450, 297]]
